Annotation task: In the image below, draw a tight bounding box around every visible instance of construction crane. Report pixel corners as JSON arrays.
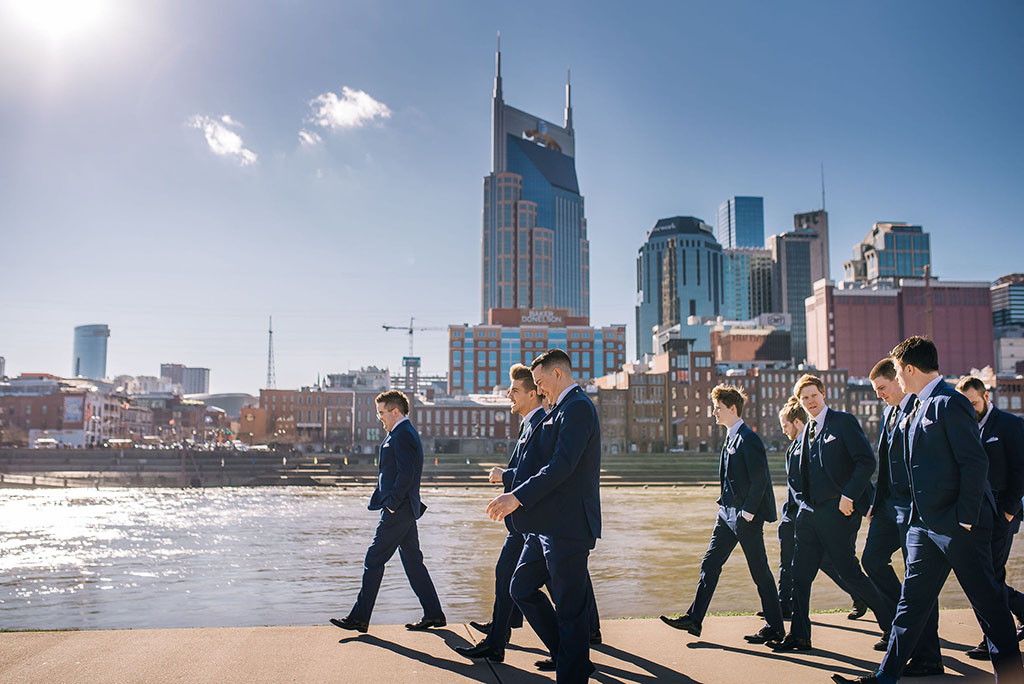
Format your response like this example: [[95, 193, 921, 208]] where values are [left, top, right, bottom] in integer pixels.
[[382, 317, 446, 358]]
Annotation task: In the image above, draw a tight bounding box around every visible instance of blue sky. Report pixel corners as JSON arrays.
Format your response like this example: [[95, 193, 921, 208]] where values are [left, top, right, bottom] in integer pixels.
[[2, 0, 1022, 394]]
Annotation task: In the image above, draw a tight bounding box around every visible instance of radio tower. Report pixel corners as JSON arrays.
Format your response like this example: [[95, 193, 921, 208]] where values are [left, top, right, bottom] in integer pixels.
[[266, 316, 276, 389]]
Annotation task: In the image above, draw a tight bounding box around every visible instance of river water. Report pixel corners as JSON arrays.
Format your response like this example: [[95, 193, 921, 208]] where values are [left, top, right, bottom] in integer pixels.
[[1, 486, 1018, 630]]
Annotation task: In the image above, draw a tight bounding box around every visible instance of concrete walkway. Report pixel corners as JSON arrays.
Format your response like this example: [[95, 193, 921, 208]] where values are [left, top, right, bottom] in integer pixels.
[[0, 610, 1002, 683]]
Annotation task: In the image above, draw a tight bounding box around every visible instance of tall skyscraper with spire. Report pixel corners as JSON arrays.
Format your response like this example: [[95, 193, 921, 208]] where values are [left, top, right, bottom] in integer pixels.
[[481, 38, 589, 321]]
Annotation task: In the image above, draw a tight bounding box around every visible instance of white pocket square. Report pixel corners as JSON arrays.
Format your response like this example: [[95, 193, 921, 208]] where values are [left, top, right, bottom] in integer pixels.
[[823, 435, 837, 444], [920, 417, 934, 427], [543, 419, 555, 427], [986, 436, 999, 443]]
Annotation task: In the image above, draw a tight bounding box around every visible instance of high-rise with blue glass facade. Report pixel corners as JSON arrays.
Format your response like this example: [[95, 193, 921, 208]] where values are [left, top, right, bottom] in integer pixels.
[[716, 196, 765, 249], [635, 217, 724, 358], [843, 222, 930, 284], [723, 248, 773, 321], [481, 46, 589, 321]]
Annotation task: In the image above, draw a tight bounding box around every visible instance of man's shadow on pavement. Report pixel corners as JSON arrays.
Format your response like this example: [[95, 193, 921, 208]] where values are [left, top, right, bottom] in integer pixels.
[[687, 640, 879, 678], [339, 629, 552, 683], [591, 642, 701, 684]]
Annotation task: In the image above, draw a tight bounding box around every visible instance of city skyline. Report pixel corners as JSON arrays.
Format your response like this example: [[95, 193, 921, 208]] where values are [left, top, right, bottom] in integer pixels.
[[2, 1, 1023, 394]]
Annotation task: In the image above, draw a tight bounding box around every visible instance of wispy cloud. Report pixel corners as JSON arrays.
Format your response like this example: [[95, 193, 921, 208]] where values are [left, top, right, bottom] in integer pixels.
[[298, 129, 323, 146], [188, 114, 257, 166], [307, 87, 391, 130]]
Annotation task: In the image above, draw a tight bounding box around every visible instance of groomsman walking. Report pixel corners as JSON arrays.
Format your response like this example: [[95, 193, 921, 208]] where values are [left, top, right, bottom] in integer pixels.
[[860, 359, 943, 676], [330, 390, 445, 634], [454, 364, 545, 663], [774, 374, 895, 652], [661, 384, 785, 645], [833, 337, 1023, 684], [956, 375, 1024, 660], [487, 349, 602, 683], [777, 399, 867, 624]]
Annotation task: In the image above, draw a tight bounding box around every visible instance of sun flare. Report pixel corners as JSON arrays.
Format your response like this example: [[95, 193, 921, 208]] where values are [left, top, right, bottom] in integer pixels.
[[9, 0, 111, 42]]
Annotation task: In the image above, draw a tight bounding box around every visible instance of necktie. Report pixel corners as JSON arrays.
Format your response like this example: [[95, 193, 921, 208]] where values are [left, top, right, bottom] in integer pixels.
[[807, 418, 816, 444], [904, 398, 922, 454], [886, 405, 899, 435]]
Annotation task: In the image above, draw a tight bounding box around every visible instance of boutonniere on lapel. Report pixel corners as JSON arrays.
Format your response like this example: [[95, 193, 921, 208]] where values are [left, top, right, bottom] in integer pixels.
[[727, 446, 737, 455], [823, 434, 837, 444]]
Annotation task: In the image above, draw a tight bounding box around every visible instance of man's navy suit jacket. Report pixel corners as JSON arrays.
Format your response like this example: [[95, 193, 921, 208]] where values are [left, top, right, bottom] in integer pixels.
[[368, 419, 427, 519], [782, 439, 801, 523], [981, 406, 1024, 524], [798, 408, 876, 515], [718, 422, 777, 522], [870, 398, 915, 523], [907, 379, 996, 536], [500, 408, 547, 532], [508, 386, 602, 540]]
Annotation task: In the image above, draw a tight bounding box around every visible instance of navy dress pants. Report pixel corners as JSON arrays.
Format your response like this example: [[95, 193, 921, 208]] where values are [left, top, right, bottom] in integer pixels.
[[511, 534, 596, 684], [482, 531, 525, 649], [689, 507, 784, 631], [879, 513, 1023, 682], [861, 511, 942, 664], [348, 504, 443, 624], [779, 517, 864, 611], [991, 511, 1024, 621], [791, 501, 896, 641]]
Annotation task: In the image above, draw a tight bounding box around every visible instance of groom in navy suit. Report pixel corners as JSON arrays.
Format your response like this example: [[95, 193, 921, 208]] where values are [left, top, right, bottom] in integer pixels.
[[660, 384, 785, 645], [454, 363, 546, 663], [487, 349, 601, 684], [330, 390, 445, 633], [833, 337, 1023, 684]]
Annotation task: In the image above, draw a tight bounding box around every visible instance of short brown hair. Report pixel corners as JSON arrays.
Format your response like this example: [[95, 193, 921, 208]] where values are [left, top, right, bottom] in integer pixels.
[[375, 390, 409, 415], [955, 375, 987, 394], [509, 363, 539, 394], [891, 336, 939, 373], [530, 348, 572, 372], [711, 384, 746, 417], [869, 358, 897, 381], [779, 398, 808, 425], [794, 374, 825, 397]]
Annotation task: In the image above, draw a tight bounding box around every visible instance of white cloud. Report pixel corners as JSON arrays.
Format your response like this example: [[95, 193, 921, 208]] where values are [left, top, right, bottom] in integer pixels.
[[298, 129, 323, 146], [188, 114, 257, 166], [307, 86, 391, 130]]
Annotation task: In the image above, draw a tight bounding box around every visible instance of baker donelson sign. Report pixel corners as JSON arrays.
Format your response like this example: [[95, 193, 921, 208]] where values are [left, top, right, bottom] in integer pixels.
[[521, 310, 563, 324]]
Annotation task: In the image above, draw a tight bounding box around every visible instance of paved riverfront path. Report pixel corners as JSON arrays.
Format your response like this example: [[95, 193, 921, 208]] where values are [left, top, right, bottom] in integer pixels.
[[0, 609, 1000, 683]]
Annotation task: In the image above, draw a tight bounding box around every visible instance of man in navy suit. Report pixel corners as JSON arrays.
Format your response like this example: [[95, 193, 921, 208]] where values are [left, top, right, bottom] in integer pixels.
[[660, 384, 785, 644], [777, 399, 866, 624], [487, 349, 601, 684], [860, 358, 942, 676], [833, 337, 1023, 684], [454, 363, 546, 663], [957, 375, 1024, 660], [774, 374, 895, 652], [330, 390, 445, 634]]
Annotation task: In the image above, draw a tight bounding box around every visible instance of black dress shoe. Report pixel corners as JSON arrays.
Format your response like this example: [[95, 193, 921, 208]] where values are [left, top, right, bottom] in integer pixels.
[[744, 626, 786, 644], [535, 658, 556, 671], [405, 616, 446, 631], [329, 616, 368, 633], [848, 599, 868, 620], [470, 620, 491, 635], [831, 675, 879, 684], [873, 632, 890, 652], [453, 640, 504, 663], [590, 629, 602, 645], [903, 660, 944, 677], [659, 614, 701, 637], [771, 635, 812, 652], [965, 639, 989, 660]]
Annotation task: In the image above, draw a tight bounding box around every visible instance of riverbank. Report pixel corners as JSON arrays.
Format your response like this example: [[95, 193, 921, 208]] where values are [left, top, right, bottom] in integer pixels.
[[0, 609, 995, 683]]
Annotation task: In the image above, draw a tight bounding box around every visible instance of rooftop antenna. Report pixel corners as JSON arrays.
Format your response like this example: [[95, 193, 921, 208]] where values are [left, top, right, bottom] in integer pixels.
[[266, 316, 276, 389], [820, 162, 826, 211]]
